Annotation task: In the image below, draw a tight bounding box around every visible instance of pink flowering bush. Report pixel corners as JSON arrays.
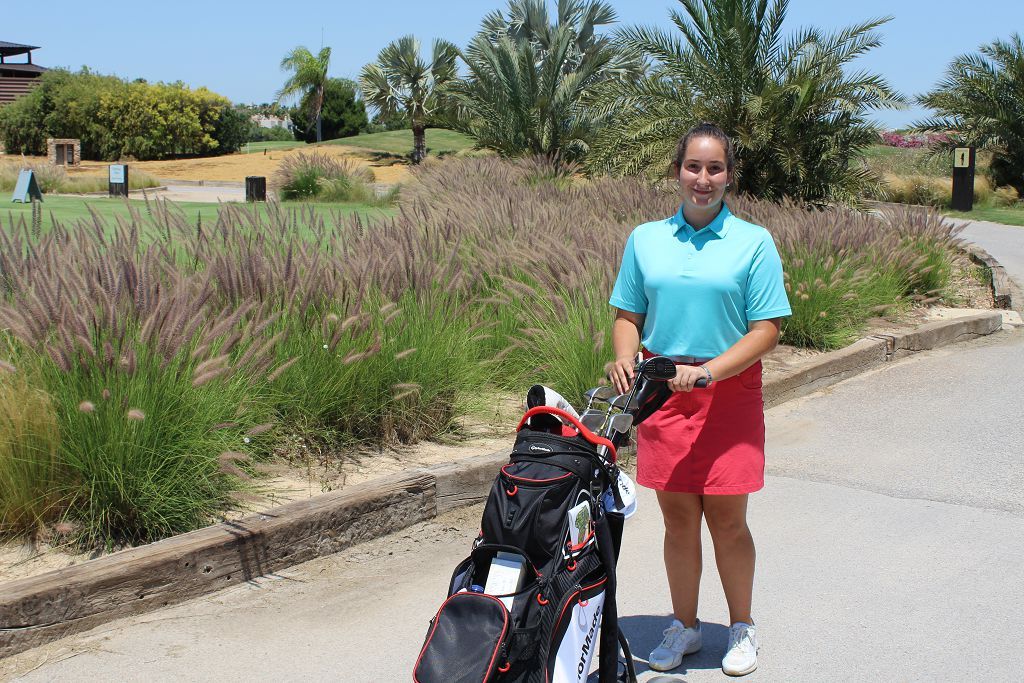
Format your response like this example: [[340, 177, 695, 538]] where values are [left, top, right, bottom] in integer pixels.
[[880, 132, 949, 148]]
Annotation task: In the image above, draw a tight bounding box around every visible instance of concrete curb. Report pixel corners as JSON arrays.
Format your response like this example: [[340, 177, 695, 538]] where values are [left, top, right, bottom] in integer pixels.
[[963, 243, 1023, 313], [0, 311, 1008, 658], [51, 187, 169, 198]]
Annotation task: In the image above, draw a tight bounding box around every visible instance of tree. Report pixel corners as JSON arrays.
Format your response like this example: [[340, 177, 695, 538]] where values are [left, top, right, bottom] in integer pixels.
[[212, 106, 251, 154], [289, 78, 368, 143], [0, 69, 240, 160], [359, 36, 459, 164], [477, 0, 642, 78], [277, 46, 332, 143], [587, 0, 905, 206], [914, 33, 1024, 196], [446, 0, 636, 163]]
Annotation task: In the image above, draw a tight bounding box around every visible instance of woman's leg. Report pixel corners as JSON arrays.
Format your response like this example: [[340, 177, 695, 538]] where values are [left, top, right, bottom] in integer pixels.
[[702, 494, 755, 625], [655, 490, 704, 626]]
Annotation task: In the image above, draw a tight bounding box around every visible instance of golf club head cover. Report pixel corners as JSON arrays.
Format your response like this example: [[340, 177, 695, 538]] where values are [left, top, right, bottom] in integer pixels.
[[525, 385, 581, 419], [525, 384, 583, 434]]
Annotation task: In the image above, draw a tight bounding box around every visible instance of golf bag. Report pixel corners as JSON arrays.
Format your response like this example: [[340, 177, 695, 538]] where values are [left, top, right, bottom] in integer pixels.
[[414, 406, 638, 683]]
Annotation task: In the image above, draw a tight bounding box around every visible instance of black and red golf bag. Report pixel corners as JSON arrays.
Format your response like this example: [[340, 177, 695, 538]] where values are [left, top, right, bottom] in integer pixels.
[[414, 406, 642, 683]]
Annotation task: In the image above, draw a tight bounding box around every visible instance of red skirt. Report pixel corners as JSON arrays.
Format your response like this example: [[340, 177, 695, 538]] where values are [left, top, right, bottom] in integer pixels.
[[635, 360, 765, 495]]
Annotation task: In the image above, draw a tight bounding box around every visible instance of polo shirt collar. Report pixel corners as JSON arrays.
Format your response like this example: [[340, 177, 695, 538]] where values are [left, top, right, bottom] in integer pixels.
[[671, 202, 732, 238]]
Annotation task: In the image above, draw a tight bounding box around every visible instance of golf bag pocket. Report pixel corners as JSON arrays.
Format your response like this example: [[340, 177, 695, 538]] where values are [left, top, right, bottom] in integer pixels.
[[484, 460, 591, 572], [414, 592, 511, 683]]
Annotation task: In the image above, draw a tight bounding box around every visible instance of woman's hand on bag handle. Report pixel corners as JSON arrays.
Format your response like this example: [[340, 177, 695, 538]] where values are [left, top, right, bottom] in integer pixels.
[[609, 355, 637, 394], [610, 309, 645, 394], [669, 364, 711, 393]]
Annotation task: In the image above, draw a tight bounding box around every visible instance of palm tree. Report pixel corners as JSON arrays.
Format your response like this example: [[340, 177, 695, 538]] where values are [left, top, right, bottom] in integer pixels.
[[447, 0, 634, 163], [587, 0, 905, 206], [914, 33, 1024, 196], [478, 0, 642, 77], [359, 36, 459, 164], [277, 46, 332, 143]]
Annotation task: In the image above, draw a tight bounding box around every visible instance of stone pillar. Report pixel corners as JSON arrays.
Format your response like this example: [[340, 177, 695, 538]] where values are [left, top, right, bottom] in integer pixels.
[[46, 138, 82, 166]]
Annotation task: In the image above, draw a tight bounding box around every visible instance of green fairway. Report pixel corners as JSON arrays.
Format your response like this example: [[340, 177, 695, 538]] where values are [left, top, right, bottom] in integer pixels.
[[2, 195, 392, 235], [945, 205, 1024, 227], [321, 128, 475, 156]]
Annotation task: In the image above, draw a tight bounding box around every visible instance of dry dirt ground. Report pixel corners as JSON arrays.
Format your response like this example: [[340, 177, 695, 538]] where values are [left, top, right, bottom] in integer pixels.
[[54, 145, 412, 185]]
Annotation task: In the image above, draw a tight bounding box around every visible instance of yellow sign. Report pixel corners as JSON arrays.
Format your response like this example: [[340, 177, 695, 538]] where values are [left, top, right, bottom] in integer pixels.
[[954, 148, 971, 168]]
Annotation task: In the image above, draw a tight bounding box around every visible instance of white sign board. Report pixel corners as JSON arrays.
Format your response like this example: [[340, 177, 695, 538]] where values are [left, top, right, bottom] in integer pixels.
[[953, 148, 971, 168], [109, 164, 126, 184]]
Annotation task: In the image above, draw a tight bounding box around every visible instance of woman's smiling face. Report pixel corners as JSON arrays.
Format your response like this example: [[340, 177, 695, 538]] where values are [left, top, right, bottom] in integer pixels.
[[677, 136, 731, 211]]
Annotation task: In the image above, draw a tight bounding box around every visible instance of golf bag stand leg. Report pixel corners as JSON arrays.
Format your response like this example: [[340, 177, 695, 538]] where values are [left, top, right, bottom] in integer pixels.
[[595, 513, 637, 683]]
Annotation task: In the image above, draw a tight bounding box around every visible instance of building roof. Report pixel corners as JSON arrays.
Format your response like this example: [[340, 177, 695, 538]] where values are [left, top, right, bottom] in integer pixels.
[[0, 63, 46, 75], [0, 41, 40, 57]]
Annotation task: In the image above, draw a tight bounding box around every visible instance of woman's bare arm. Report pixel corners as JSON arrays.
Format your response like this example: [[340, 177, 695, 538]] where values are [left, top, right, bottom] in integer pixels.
[[609, 308, 645, 393]]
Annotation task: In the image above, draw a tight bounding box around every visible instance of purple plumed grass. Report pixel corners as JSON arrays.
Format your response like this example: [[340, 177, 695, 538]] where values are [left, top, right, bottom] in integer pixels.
[[217, 451, 252, 480], [245, 422, 276, 436], [266, 357, 299, 382]]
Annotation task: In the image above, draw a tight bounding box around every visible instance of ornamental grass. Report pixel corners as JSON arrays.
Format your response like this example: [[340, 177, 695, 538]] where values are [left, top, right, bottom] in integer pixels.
[[0, 155, 967, 547]]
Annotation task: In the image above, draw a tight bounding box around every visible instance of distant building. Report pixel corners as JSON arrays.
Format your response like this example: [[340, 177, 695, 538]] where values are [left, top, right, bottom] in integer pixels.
[[0, 41, 47, 106], [251, 114, 289, 129]]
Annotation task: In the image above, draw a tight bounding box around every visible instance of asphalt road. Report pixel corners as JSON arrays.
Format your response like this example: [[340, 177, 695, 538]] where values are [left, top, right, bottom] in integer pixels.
[[3, 220, 1023, 683]]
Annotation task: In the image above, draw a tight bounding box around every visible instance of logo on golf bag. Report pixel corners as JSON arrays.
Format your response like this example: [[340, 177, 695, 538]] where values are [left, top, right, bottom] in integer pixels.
[[529, 443, 553, 453], [578, 610, 601, 680]]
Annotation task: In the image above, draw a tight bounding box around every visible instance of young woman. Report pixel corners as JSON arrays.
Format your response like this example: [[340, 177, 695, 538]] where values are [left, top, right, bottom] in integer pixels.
[[608, 123, 791, 676]]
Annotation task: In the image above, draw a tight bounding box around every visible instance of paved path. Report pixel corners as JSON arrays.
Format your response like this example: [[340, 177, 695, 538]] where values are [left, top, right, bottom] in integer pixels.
[[152, 184, 245, 203], [959, 219, 1024, 293], [3, 223, 1024, 682]]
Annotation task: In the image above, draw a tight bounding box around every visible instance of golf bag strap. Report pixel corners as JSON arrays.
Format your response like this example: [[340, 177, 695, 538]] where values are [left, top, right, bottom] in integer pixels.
[[595, 513, 620, 683], [618, 628, 638, 683], [516, 407, 618, 457]]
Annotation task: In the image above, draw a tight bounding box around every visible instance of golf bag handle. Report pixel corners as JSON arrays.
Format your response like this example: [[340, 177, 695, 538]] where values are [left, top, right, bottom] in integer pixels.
[[516, 406, 618, 457]]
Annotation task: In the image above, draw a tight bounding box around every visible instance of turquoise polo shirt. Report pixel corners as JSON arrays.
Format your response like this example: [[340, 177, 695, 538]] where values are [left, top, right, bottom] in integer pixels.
[[609, 203, 791, 358]]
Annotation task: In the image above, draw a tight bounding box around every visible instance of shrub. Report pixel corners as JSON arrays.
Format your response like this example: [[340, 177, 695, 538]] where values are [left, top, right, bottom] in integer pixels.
[[875, 172, 1019, 209], [211, 106, 251, 154], [880, 132, 949, 148], [0, 68, 245, 160], [272, 151, 377, 202], [248, 125, 295, 142]]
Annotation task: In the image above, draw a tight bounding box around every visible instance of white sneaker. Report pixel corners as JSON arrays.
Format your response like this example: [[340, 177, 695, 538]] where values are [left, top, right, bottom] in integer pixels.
[[722, 622, 758, 676], [648, 618, 702, 671]]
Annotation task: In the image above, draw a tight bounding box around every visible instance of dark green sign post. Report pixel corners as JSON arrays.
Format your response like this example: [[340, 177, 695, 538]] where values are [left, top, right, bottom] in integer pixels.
[[11, 169, 43, 203], [109, 164, 129, 198], [245, 176, 267, 202], [950, 146, 975, 212]]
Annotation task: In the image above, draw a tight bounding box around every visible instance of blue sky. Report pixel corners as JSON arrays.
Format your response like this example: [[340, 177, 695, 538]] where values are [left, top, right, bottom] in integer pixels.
[[6, 0, 1022, 128]]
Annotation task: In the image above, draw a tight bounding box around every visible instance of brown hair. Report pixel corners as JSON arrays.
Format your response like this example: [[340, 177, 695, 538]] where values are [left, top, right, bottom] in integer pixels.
[[669, 122, 735, 177]]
